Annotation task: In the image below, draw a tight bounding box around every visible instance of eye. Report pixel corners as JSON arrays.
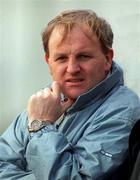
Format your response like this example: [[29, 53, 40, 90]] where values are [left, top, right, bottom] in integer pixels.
[[77, 54, 92, 61], [55, 56, 67, 62]]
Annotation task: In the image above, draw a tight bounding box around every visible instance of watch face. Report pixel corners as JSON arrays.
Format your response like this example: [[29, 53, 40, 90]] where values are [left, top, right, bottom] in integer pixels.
[[30, 119, 43, 131], [29, 119, 51, 132]]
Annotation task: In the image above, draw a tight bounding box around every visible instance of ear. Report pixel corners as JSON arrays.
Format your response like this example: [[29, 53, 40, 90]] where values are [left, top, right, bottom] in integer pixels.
[[45, 54, 49, 63], [105, 48, 114, 70], [106, 48, 113, 63], [45, 54, 53, 75]]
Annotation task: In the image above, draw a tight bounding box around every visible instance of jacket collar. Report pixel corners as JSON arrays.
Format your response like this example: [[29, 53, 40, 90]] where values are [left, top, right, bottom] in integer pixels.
[[67, 61, 124, 113]]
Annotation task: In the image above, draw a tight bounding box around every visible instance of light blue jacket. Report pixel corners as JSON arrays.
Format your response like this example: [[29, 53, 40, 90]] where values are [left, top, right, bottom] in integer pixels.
[[0, 61, 140, 180]]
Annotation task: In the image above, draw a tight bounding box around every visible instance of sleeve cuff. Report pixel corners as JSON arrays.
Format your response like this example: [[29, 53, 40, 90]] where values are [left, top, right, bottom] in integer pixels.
[[28, 124, 58, 139]]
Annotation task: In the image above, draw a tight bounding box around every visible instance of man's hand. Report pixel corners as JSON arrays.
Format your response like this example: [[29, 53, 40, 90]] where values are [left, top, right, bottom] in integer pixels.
[[27, 81, 73, 124]]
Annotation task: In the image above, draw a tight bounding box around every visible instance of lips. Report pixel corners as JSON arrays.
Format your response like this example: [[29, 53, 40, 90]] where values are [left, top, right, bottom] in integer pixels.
[[66, 78, 84, 82], [65, 78, 84, 86]]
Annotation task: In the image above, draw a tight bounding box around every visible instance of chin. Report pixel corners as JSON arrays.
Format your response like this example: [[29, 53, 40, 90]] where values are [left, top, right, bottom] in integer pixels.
[[65, 90, 86, 100]]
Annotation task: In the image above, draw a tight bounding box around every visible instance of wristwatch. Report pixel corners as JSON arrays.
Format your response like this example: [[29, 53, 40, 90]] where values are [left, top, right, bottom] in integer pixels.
[[28, 119, 51, 132]]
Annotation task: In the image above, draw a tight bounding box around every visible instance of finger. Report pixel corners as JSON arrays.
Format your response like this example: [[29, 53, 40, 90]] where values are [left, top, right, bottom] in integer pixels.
[[35, 88, 51, 97], [28, 94, 36, 103], [36, 90, 43, 97], [42, 83, 52, 92], [52, 81, 61, 97], [43, 87, 51, 95]]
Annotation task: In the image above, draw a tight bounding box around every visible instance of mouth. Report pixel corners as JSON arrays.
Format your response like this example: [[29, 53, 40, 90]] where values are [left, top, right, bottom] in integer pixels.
[[65, 78, 84, 85]]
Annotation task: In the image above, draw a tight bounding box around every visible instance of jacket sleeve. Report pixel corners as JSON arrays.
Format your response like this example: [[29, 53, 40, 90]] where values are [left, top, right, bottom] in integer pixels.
[[0, 111, 36, 180], [0, 109, 134, 180], [26, 112, 133, 180]]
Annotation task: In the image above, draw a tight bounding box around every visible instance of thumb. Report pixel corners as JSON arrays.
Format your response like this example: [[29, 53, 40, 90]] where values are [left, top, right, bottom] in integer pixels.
[[52, 81, 61, 97]]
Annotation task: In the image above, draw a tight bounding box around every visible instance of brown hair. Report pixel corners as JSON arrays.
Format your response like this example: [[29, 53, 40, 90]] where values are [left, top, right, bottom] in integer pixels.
[[42, 9, 113, 54]]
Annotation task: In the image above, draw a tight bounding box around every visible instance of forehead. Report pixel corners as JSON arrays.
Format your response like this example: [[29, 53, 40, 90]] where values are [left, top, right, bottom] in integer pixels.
[[48, 25, 100, 49]]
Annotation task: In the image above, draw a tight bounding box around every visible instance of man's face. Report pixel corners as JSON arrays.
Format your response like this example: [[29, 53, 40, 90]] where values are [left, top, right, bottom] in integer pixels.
[[46, 26, 113, 100]]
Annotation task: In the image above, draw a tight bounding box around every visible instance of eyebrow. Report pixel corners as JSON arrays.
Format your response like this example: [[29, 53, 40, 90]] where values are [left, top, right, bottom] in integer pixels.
[[53, 49, 93, 58], [56, 53, 67, 56], [53, 53, 67, 58], [76, 50, 93, 56]]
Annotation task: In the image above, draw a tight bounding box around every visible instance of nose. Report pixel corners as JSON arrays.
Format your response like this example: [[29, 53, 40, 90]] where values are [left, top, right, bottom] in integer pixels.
[[66, 58, 80, 74]]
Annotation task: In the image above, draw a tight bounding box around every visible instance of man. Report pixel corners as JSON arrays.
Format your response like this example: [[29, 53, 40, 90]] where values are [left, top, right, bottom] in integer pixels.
[[0, 9, 140, 180]]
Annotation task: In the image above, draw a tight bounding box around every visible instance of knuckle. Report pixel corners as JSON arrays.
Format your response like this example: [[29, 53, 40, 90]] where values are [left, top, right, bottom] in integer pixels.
[[29, 94, 36, 101], [36, 91, 42, 97]]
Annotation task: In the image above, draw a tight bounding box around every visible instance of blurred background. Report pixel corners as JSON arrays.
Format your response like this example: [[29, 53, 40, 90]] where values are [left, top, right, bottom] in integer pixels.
[[0, 0, 140, 134]]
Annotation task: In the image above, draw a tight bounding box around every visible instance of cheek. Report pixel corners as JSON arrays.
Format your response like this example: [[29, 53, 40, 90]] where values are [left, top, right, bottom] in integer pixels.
[[87, 63, 106, 79], [49, 65, 64, 80]]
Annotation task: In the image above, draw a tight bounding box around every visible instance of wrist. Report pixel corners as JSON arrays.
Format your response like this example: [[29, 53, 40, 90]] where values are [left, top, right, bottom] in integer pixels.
[[28, 119, 52, 132]]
